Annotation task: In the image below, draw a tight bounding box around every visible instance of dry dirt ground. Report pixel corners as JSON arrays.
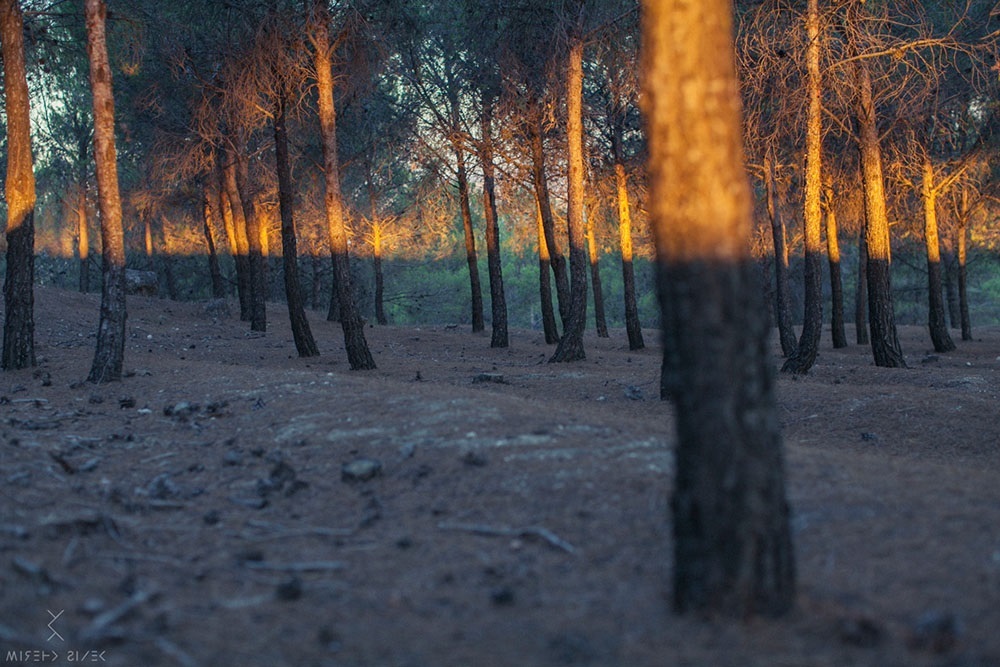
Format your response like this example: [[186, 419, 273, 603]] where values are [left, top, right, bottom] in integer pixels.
[[1, 286, 999, 667]]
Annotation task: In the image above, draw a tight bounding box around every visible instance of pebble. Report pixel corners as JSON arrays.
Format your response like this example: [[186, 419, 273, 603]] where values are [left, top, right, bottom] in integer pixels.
[[341, 458, 383, 482]]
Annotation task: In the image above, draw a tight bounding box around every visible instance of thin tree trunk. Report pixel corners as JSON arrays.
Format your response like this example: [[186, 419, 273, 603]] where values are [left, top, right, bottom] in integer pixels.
[[373, 239, 387, 325], [85, 0, 127, 383], [222, 153, 252, 322], [77, 131, 91, 294], [202, 183, 226, 299], [957, 194, 972, 341], [783, 0, 823, 374], [530, 107, 570, 326], [1, 0, 36, 371], [480, 99, 508, 348], [455, 144, 485, 332], [550, 37, 588, 363], [536, 195, 560, 344], [642, 0, 795, 617], [824, 180, 847, 348], [854, 57, 905, 367], [613, 127, 644, 351], [311, 254, 322, 311], [943, 250, 960, 329], [855, 227, 869, 344], [586, 205, 609, 338], [921, 157, 955, 353], [764, 151, 797, 357], [274, 89, 319, 357], [235, 153, 266, 332], [311, 0, 374, 370]]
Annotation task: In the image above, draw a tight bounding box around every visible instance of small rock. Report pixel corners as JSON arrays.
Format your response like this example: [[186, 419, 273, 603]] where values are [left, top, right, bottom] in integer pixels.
[[147, 473, 181, 500], [860, 432, 879, 442], [164, 401, 199, 419], [624, 385, 644, 401], [473, 372, 506, 384], [490, 587, 515, 606], [89, 394, 104, 405], [461, 450, 488, 467], [223, 450, 244, 466], [921, 354, 940, 365], [909, 610, 961, 653], [203, 511, 220, 526], [837, 615, 884, 648], [276, 576, 303, 602], [229, 495, 268, 510], [118, 396, 136, 409], [341, 458, 383, 482]]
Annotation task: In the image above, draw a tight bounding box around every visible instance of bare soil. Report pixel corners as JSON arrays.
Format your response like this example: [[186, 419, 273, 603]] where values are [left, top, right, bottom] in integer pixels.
[[2, 286, 999, 667]]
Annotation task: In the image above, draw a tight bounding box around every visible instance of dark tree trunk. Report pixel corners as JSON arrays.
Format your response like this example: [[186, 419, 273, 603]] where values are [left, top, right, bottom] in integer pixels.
[[530, 107, 571, 327], [764, 153, 797, 358], [586, 209, 609, 338], [202, 183, 226, 299], [76, 128, 91, 294], [162, 253, 178, 300], [613, 127, 644, 351], [943, 250, 960, 329], [326, 255, 341, 322], [825, 190, 848, 349], [85, 0, 127, 383], [455, 145, 485, 333], [274, 90, 319, 357], [921, 158, 955, 353], [221, 155, 252, 322], [311, 255, 322, 311], [957, 218, 972, 341], [480, 100, 508, 348], [550, 37, 588, 363], [535, 196, 560, 344], [235, 153, 266, 332], [855, 228, 869, 345], [1, 0, 37, 371], [373, 248, 387, 325]]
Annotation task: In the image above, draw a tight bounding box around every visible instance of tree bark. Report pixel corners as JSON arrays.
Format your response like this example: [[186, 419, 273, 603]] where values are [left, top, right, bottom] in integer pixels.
[[642, 0, 795, 617], [455, 143, 485, 333], [480, 99, 508, 348], [824, 180, 848, 349], [613, 126, 644, 351], [535, 195, 560, 344], [76, 128, 91, 294], [920, 157, 955, 353], [943, 250, 960, 329], [586, 206, 609, 338], [373, 236, 387, 325], [274, 89, 319, 357], [855, 227, 869, 345], [549, 37, 588, 363], [783, 0, 823, 375], [221, 152, 252, 322], [311, 0, 374, 370], [956, 194, 972, 341], [234, 152, 266, 332], [1, 0, 36, 371], [764, 151, 797, 358], [530, 106, 570, 326], [202, 183, 227, 299], [85, 0, 127, 383]]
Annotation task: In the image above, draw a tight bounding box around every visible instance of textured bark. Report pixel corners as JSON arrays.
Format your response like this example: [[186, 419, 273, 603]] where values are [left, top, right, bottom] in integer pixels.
[[783, 0, 823, 375], [202, 184, 227, 299], [234, 153, 266, 332], [455, 145, 485, 333], [613, 128, 644, 351], [550, 37, 588, 363], [586, 209, 609, 338], [535, 196, 560, 344], [1, 0, 36, 371], [480, 100, 508, 348], [530, 108, 570, 326], [373, 243, 387, 326], [311, 0, 374, 370], [221, 154, 252, 322], [76, 131, 91, 294], [920, 158, 955, 353], [943, 251, 960, 329], [85, 0, 127, 383], [854, 58, 905, 367], [764, 153, 797, 358], [956, 208, 972, 341], [274, 91, 319, 357], [642, 0, 795, 617], [824, 182, 848, 349], [855, 228, 869, 345]]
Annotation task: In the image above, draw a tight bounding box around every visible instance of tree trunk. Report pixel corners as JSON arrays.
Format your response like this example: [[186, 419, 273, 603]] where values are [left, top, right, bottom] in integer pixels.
[[1, 0, 36, 371], [455, 144, 485, 333], [373, 240, 387, 325], [943, 250, 960, 329], [77, 131, 91, 294], [824, 180, 847, 348], [274, 89, 319, 357], [85, 0, 127, 383], [613, 127, 644, 351], [956, 199, 972, 341], [235, 152, 266, 332], [854, 58, 905, 367], [783, 0, 824, 375], [642, 0, 795, 617], [535, 195, 560, 344], [311, 254, 322, 311], [530, 107, 570, 326], [921, 157, 955, 353], [311, 0, 374, 370], [221, 153, 252, 322], [480, 99, 508, 348], [143, 214, 154, 269], [202, 183, 226, 299], [586, 206, 609, 338], [764, 151, 797, 358], [549, 37, 588, 363], [855, 227, 869, 345]]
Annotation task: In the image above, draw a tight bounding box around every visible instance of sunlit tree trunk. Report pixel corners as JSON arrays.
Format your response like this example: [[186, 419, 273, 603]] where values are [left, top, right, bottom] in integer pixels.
[[221, 151, 252, 321], [310, 0, 374, 370], [202, 182, 226, 299], [1, 0, 36, 371], [585, 203, 609, 338], [550, 36, 588, 363], [536, 195, 560, 344], [274, 89, 319, 357], [764, 150, 797, 357], [143, 213, 154, 269], [642, 0, 795, 617], [530, 105, 570, 327], [158, 218, 177, 300], [235, 152, 266, 332], [783, 0, 823, 374], [76, 128, 91, 294], [854, 58, 905, 367], [613, 124, 643, 351], [85, 0, 127, 383], [921, 157, 955, 353], [480, 98, 508, 348], [824, 179, 847, 349], [855, 227, 869, 344]]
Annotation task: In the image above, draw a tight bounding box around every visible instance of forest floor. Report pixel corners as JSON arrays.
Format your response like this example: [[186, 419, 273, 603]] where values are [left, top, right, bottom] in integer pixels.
[[1, 286, 999, 667]]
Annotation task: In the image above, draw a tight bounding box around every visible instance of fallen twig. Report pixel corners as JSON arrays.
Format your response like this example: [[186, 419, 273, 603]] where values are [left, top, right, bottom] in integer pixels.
[[154, 637, 199, 667], [79, 589, 152, 643], [243, 560, 346, 573], [437, 521, 578, 555]]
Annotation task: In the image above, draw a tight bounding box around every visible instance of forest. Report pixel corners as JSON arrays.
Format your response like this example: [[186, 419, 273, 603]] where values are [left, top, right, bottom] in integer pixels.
[[2, 0, 1000, 666]]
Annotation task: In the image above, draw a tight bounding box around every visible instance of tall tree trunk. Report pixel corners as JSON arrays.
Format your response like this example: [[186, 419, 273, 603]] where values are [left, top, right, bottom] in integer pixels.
[[373, 235, 387, 326], [550, 37, 588, 363], [957, 194, 972, 341], [824, 180, 848, 349], [586, 205, 609, 338], [77, 131, 91, 294], [764, 151, 797, 357], [235, 153, 266, 332], [1, 0, 36, 371], [535, 195, 560, 344], [311, 254, 322, 311], [783, 0, 823, 374], [642, 0, 795, 617], [943, 250, 960, 329], [202, 183, 226, 299], [221, 153, 252, 321], [921, 157, 955, 353], [274, 90, 319, 357], [455, 144, 485, 333], [613, 125, 644, 350], [311, 0, 374, 370], [854, 58, 905, 367], [530, 107, 570, 326], [855, 227, 869, 344], [85, 0, 127, 383], [480, 99, 508, 348]]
